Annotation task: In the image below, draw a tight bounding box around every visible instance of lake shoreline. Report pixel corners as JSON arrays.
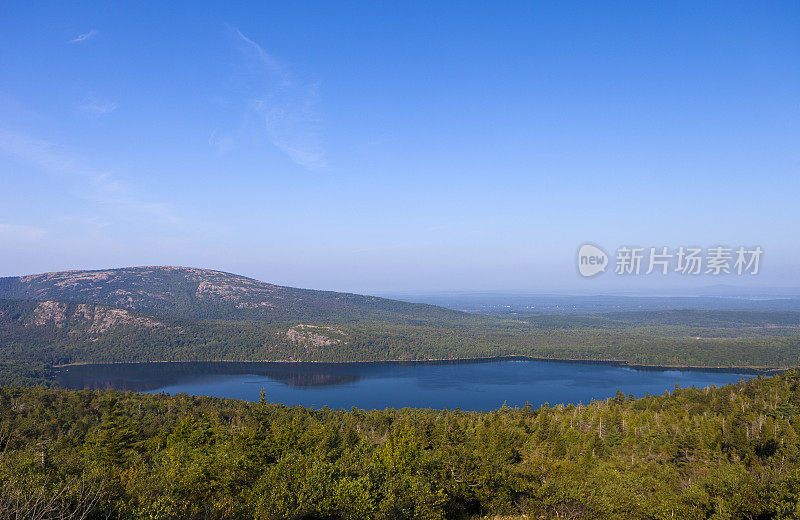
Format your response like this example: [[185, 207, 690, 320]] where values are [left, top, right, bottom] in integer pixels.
[[54, 355, 785, 375]]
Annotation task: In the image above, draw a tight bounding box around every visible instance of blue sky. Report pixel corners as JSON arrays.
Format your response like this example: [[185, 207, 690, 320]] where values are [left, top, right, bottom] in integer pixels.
[[1, 2, 798, 293]]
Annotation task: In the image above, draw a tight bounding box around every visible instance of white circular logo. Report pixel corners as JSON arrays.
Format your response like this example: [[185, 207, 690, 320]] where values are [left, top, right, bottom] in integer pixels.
[[577, 244, 608, 277]]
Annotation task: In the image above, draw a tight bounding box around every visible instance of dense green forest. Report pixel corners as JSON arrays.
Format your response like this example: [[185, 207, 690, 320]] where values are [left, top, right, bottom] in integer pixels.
[[1, 267, 799, 387], [2, 297, 800, 386], [3, 268, 800, 518], [2, 299, 800, 386], [2, 371, 800, 519]]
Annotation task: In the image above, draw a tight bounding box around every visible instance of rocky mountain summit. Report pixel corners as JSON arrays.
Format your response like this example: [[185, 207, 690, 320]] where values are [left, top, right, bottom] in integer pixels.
[[0, 266, 461, 323]]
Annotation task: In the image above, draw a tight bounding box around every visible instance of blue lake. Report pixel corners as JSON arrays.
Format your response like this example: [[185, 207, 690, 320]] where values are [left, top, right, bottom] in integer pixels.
[[56, 359, 755, 411]]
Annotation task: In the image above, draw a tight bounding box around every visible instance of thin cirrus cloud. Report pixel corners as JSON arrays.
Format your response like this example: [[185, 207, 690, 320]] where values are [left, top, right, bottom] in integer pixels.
[[232, 29, 328, 172], [77, 100, 118, 115], [0, 223, 46, 241], [69, 29, 98, 43], [0, 128, 178, 228], [208, 129, 236, 154]]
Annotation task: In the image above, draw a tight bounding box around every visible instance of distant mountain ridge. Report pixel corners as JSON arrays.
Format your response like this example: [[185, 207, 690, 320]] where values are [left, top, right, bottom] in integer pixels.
[[1, 266, 799, 375], [0, 266, 464, 323], [0, 266, 481, 368]]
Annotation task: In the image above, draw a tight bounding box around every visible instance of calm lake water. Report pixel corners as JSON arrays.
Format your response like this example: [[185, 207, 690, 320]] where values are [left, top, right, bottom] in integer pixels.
[[56, 360, 754, 411]]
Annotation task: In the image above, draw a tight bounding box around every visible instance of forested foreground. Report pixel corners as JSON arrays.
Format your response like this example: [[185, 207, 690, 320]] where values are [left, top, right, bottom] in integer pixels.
[[2, 373, 800, 520]]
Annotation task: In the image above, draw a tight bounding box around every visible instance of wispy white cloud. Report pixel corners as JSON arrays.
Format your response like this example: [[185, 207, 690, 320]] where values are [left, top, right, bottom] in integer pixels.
[[69, 29, 98, 43], [58, 214, 112, 231], [0, 128, 179, 227], [0, 223, 46, 241], [208, 129, 235, 154], [77, 100, 118, 115], [0, 129, 83, 176], [232, 29, 328, 171]]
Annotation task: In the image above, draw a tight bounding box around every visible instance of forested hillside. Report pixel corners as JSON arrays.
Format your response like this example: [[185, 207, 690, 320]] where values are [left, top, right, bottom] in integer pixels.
[[2, 296, 800, 379], [1, 267, 800, 386], [2, 370, 800, 519]]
